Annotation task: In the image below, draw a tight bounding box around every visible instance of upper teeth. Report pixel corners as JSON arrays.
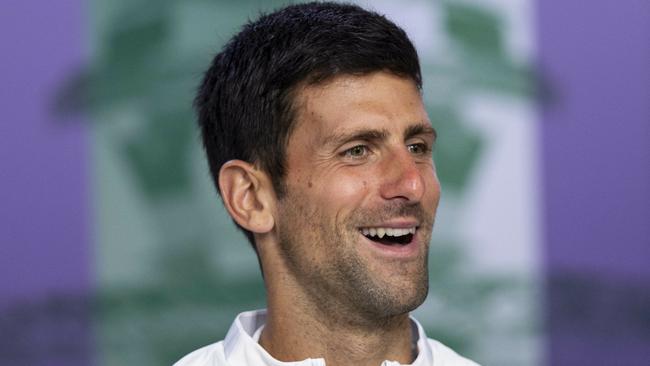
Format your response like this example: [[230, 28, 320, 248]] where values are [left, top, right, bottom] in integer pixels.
[[361, 227, 416, 238]]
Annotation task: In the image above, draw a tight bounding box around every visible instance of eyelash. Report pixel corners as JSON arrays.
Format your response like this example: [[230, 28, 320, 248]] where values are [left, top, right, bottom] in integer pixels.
[[407, 143, 432, 155], [340, 143, 432, 159], [341, 145, 370, 158]]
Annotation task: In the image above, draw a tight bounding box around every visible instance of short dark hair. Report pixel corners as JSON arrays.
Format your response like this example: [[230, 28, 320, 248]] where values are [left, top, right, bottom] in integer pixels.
[[195, 1, 422, 248]]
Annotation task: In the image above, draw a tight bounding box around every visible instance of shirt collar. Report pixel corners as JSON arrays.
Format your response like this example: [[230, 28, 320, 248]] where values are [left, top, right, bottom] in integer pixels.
[[223, 309, 434, 366]]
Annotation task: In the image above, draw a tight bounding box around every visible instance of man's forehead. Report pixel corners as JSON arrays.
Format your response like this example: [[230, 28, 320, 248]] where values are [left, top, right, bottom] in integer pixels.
[[289, 73, 427, 139]]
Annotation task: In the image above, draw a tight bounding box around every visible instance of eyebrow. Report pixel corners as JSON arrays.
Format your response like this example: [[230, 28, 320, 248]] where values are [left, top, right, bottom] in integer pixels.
[[322, 128, 389, 147], [405, 123, 437, 141], [322, 122, 437, 147]]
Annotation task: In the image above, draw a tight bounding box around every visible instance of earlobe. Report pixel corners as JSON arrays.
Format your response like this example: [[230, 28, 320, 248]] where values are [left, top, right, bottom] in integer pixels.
[[218, 160, 275, 234]]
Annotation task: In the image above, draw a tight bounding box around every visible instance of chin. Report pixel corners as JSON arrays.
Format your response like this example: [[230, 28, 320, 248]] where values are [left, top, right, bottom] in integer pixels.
[[359, 276, 430, 319]]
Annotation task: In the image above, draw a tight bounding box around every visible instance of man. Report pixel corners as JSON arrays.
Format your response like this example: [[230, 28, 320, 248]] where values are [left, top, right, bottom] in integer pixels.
[[176, 2, 479, 366]]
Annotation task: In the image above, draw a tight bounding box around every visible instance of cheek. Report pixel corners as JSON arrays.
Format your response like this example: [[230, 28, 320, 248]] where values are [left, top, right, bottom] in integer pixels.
[[321, 171, 370, 209], [424, 169, 441, 206], [302, 169, 372, 230]]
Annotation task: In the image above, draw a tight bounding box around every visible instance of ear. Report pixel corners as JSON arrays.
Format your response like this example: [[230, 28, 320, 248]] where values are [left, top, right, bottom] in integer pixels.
[[218, 160, 275, 234]]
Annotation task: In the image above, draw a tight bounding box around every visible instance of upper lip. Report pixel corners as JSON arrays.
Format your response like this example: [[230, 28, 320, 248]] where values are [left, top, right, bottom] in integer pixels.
[[357, 219, 420, 230]]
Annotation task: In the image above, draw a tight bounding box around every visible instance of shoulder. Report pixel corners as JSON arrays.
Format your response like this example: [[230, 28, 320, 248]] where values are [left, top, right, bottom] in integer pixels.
[[428, 338, 481, 366], [173, 341, 228, 366]]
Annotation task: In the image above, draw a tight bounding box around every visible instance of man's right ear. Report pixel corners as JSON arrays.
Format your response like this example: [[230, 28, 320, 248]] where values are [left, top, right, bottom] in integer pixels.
[[218, 160, 276, 234]]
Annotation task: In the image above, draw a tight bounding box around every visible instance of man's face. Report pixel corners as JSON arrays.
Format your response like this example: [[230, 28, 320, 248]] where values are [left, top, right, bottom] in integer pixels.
[[274, 72, 441, 323]]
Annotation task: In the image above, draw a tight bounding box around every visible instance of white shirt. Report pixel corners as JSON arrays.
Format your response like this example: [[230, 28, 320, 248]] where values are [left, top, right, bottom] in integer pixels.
[[174, 309, 480, 366]]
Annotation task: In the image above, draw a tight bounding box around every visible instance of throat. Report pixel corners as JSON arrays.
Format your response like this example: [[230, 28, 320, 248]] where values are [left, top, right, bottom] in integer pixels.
[[260, 314, 416, 366]]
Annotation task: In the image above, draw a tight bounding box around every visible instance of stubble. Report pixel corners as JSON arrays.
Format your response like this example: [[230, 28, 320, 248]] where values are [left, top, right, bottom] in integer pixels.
[[276, 191, 433, 328]]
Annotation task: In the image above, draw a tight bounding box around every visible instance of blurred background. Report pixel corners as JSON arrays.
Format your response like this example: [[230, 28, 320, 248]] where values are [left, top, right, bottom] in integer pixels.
[[1, 0, 648, 365]]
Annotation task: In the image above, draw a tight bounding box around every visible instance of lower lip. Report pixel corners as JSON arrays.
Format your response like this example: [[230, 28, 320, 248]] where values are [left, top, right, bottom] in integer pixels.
[[359, 231, 421, 258]]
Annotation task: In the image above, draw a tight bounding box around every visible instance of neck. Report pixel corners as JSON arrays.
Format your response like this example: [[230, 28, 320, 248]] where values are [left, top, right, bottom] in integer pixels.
[[259, 273, 415, 366], [254, 233, 419, 366]]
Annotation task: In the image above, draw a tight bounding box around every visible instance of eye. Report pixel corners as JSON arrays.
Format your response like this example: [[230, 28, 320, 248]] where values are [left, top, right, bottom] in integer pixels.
[[342, 145, 369, 158], [407, 143, 430, 155]]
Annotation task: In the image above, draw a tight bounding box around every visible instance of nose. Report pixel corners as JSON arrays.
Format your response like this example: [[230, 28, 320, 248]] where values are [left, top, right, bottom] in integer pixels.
[[379, 149, 425, 203]]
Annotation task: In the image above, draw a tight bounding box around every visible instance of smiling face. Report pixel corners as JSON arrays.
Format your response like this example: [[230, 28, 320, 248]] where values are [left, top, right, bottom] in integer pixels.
[[274, 72, 441, 323]]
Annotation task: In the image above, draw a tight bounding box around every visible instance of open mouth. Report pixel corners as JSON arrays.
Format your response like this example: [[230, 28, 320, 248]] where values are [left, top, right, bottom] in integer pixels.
[[360, 227, 416, 245]]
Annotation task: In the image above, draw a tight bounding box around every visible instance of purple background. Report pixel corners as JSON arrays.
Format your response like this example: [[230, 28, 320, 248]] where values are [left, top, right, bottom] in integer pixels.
[[0, 1, 93, 365], [539, 0, 650, 365], [0, 0, 648, 365]]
